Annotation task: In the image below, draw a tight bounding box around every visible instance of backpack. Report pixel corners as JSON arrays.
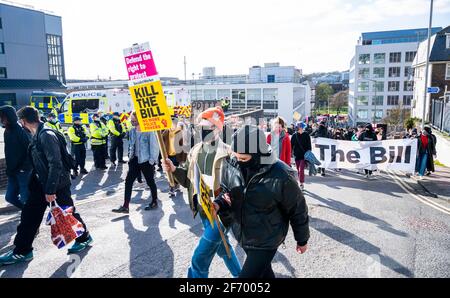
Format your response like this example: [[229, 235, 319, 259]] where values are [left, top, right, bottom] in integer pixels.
[[37, 128, 77, 171]]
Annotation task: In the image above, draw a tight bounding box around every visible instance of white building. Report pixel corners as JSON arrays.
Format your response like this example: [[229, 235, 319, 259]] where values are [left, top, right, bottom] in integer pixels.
[[349, 28, 441, 125], [165, 82, 311, 123], [67, 63, 311, 123]]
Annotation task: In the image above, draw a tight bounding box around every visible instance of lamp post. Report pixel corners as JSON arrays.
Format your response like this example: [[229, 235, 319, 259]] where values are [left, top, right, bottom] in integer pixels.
[[366, 78, 378, 124], [422, 0, 434, 128]]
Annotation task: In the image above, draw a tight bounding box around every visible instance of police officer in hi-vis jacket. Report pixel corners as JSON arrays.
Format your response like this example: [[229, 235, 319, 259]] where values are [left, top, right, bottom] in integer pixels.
[[90, 113, 109, 170], [68, 116, 90, 176]]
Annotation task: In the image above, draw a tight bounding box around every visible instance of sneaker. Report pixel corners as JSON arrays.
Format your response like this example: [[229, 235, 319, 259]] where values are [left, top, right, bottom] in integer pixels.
[[68, 236, 93, 254], [145, 201, 158, 211], [300, 184, 305, 191], [80, 169, 89, 175], [137, 178, 143, 184], [0, 250, 33, 266], [321, 173, 326, 177], [169, 187, 176, 197], [112, 206, 129, 214], [118, 160, 127, 164]]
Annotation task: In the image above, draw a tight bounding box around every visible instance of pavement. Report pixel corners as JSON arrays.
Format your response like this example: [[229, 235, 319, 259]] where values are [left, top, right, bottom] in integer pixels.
[[0, 163, 449, 278], [417, 166, 450, 201]]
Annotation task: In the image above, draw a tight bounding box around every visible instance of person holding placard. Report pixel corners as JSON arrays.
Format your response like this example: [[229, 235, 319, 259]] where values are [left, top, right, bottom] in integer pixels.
[[161, 107, 241, 279]]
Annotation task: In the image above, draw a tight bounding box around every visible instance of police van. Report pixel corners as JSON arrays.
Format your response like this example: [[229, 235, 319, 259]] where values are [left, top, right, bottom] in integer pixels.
[[30, 91, 67, 116], [58, 89, 133, 125]]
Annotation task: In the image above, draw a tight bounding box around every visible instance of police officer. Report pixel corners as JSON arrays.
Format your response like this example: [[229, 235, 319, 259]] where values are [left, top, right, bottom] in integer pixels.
[[68, 117, 90, 176], [107, 112, 126, 166], [45, 113, 65, 134], [98, 112, 110, 161], [90, 113, 109, 170]]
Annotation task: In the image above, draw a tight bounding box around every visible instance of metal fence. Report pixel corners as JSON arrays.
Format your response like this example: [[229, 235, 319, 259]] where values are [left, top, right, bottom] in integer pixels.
[[431, 98, 450, 134]]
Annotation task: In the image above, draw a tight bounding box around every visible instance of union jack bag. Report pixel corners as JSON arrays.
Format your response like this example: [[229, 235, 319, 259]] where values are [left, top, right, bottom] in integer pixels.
[[46, 201, 85, 249]]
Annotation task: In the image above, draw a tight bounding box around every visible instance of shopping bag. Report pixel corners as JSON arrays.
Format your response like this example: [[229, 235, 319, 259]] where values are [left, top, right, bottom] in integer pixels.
[[46, 201, 85, 249]]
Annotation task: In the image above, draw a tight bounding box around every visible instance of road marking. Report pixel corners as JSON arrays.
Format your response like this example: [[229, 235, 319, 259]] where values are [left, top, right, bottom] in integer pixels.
[[387, 170, 450, 216]]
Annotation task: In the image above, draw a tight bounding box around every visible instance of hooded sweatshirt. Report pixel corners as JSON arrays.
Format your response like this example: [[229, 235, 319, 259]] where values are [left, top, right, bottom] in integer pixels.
[[0, 106, 32, 176]]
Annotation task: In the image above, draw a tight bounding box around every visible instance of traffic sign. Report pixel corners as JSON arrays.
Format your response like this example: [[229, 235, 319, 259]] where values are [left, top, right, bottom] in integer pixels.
[[427, 87, 440, 94]]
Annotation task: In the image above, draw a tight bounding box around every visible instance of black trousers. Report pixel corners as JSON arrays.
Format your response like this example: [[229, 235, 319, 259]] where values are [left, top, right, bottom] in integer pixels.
[[239, 249, 277, 279], [72, 144, 86, 170], [103, 139, 109, 159], [124, 157, 158, 206], [13, 174, 89, 255], [109, 137, 124, 163], [92, 145, 106, 168]]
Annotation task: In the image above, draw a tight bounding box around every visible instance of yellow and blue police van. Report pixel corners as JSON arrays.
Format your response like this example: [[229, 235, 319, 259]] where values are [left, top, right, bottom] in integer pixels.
[[57, 89, 133, 125], [30, 91, 67, 116]]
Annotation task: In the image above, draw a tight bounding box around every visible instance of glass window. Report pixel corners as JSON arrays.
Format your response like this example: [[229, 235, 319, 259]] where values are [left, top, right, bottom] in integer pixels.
[[0, 67, 7, 79], [403, 95, 413, 106], [247, 89, 262, 108], [357, 109, 368, 120], [446, 63, 450, 80], [358, 54, 370, 65], [373, 67, 385, 78], [232, 89, 246, 109], [374, 81, 384, 92], [267, 75, 275, 83], [388, 81, 400, 92], [405, 66, 414, 78], [387, 96, 399, 106], [372, 110, 384, 120], [374, 53, 385, 64], [389, 67, 401, 77], [405, 51, 417, 62], [358, 68, 370, 79], [47, 34, 65, 83], [204, 89, 216, 101], [389, 52, 401, 63], [357, 96, 368, 106], [217, 89, 231, 101], [404, 81, 414, 92], [358, 82, 369, 92], [61, 100, 69, 113], [190, 90, 203, 101], [263, 88, 278, 110], [72, 99, 99, 113], [372, 96, 384, 106]]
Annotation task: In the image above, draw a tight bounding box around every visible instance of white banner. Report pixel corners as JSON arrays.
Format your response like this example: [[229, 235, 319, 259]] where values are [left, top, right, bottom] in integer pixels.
[[311, 138, 418, 173]]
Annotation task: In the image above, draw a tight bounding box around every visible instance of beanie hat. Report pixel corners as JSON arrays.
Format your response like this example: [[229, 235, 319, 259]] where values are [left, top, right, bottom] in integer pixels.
[[296, 122, 307, 130], [197, 107, 225, 131]]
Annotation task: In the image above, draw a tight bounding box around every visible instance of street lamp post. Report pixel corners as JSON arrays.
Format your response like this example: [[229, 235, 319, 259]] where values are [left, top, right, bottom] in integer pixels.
[[422, 0, 434, 128], [366, 78, 378, 124]]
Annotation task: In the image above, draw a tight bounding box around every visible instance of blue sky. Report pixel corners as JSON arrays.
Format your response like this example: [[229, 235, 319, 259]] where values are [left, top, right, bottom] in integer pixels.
[[5, 0, 450, 80]]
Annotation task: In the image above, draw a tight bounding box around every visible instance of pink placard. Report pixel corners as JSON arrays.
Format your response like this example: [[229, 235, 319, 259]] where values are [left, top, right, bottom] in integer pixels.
[[125, 50, 158, 81]]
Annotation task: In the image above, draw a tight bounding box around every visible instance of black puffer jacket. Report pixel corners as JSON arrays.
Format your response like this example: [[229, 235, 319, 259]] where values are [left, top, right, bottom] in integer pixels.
[[29, 123, 71, 195], [216, 156, 310, 251], [0, 106, 32, 176], [311, 125, 329, 139]]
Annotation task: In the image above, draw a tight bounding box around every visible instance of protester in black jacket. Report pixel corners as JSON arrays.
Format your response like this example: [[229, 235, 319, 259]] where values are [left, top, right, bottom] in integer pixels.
[[416, 126, 437, 178], [0, 107, 93, 267], [424, 126, 437, 175], [358, 123, 378, 178], [311, 121, 329, 176], [0, 106, 32, 210], [214, 125, 310, 279], [291, 122, 312, 190]]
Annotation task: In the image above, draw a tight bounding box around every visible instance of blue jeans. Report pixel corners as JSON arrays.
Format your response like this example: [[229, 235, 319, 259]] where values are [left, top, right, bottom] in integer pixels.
[[188, 216, 242, 278], [5, 171, 32, 210], [416, 151, 428, 177]]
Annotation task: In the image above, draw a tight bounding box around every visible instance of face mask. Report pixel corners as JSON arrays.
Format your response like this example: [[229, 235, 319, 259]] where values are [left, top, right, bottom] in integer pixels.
[[200, 128, 215, 143], [238, 154, 260, 170]]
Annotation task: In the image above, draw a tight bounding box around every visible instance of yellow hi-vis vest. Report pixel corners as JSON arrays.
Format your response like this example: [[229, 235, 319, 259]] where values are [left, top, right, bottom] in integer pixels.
[[90, 121, 108, 146], [68, 125, 90, 145], [45, 121, 65, 135], [107, 119, 126, 137]]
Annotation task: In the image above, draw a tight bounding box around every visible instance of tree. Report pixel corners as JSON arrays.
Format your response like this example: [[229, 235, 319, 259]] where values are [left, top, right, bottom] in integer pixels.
[[330, 90, 349, 115], [315, 83, 334, 110], [382, 105, 412, 132]]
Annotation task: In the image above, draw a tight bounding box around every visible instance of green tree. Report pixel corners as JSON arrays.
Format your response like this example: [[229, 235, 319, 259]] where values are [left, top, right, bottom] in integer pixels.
[[315, 83, 334, 109], [330, 90, 349, 115]]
